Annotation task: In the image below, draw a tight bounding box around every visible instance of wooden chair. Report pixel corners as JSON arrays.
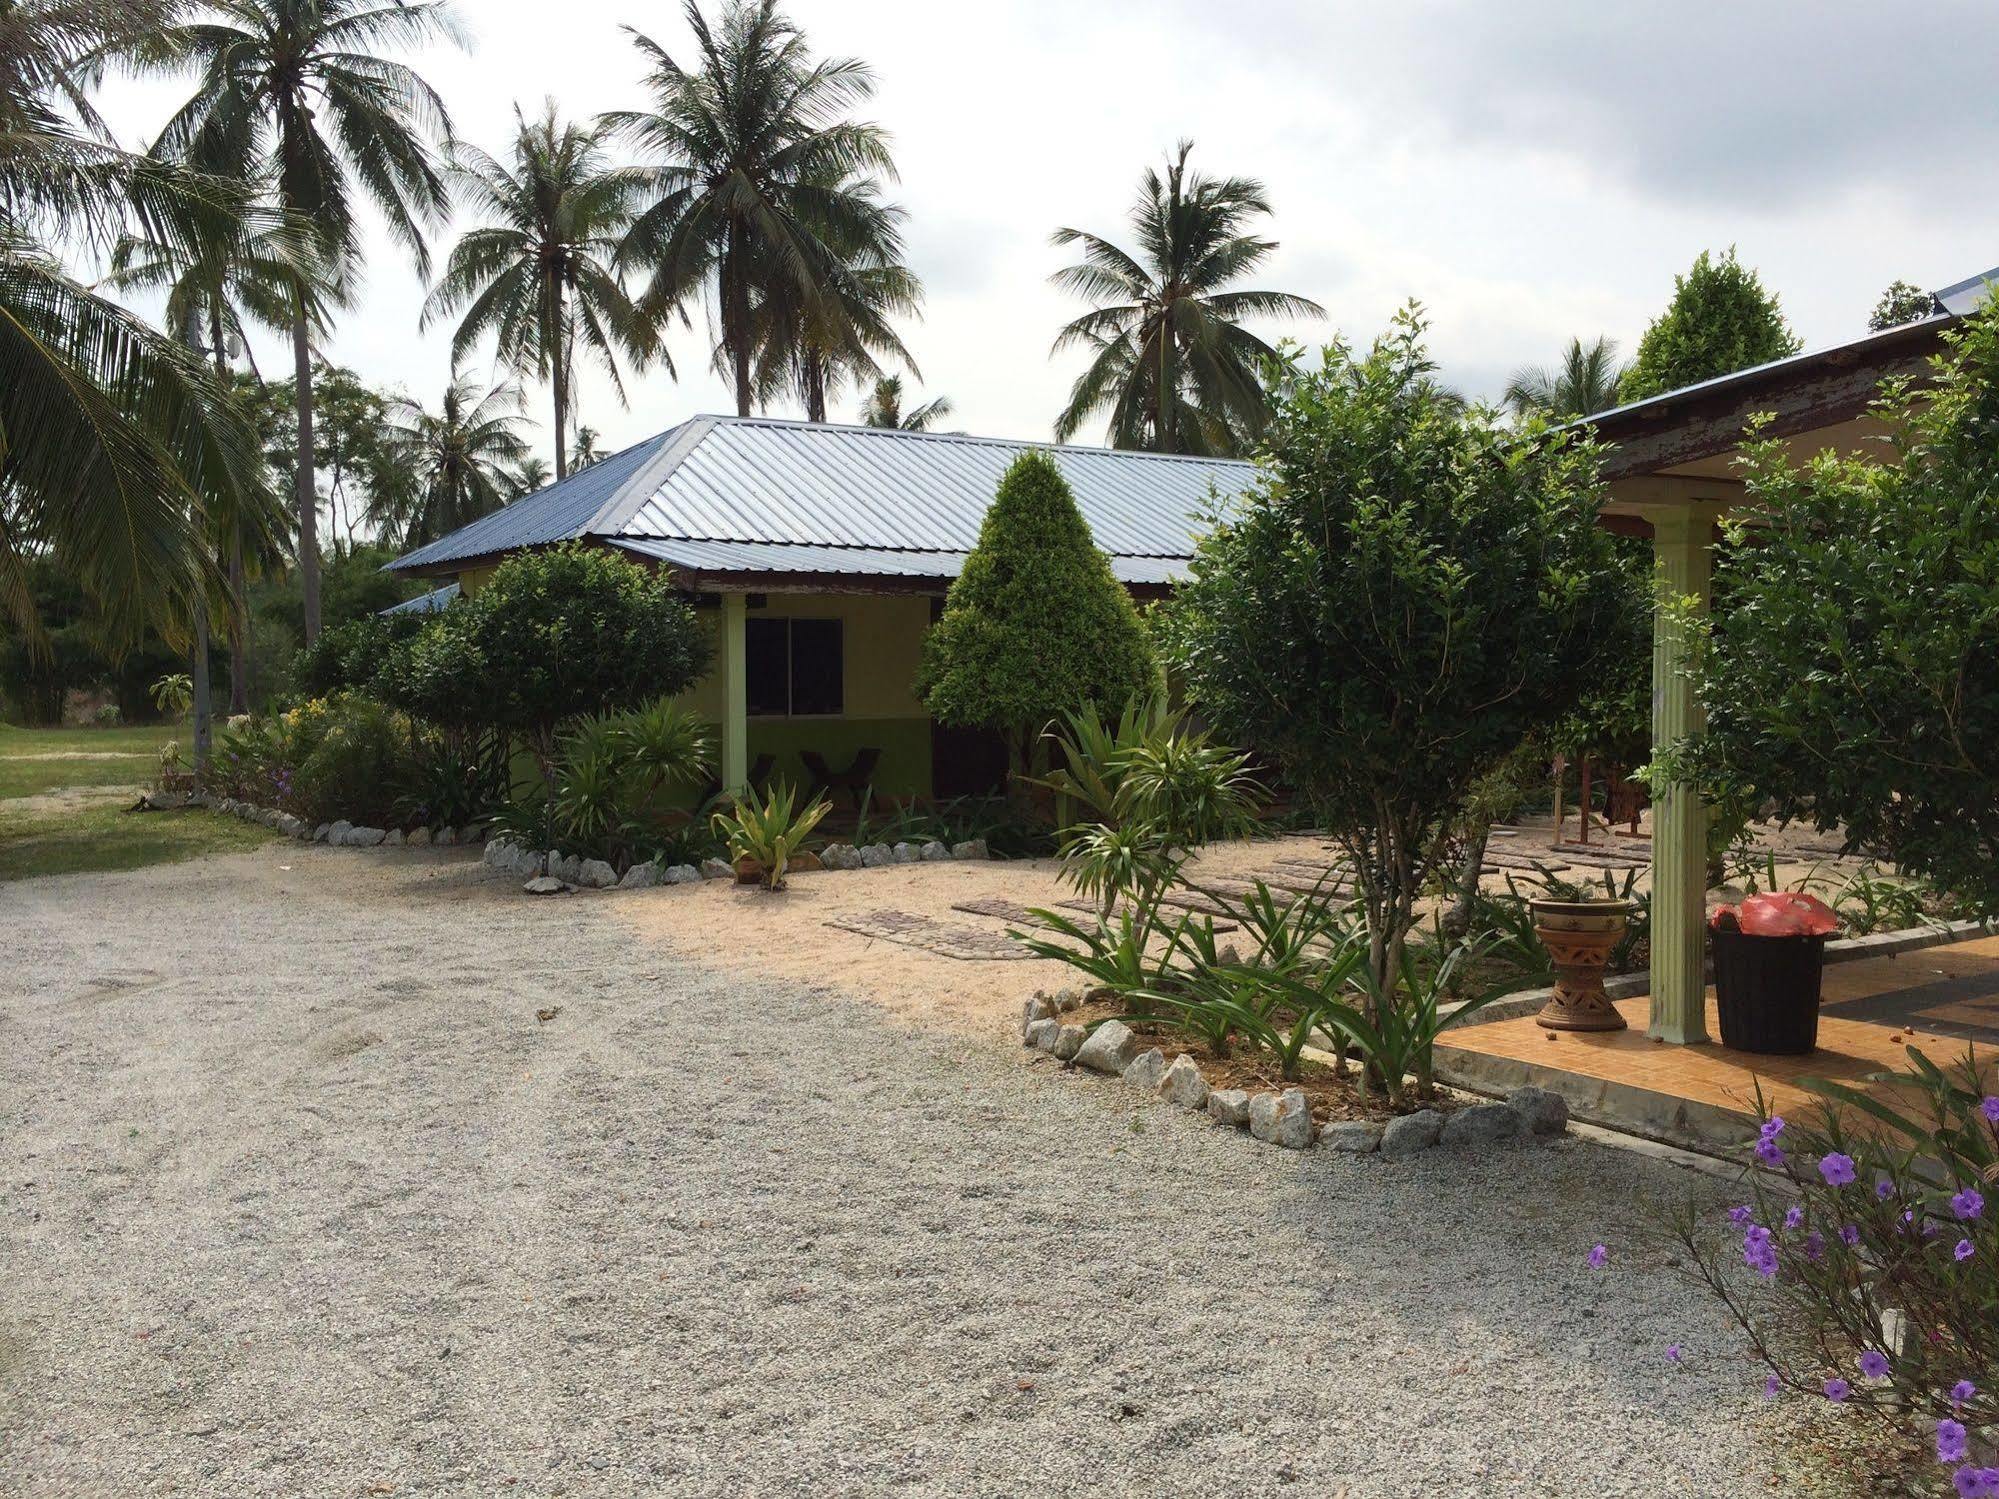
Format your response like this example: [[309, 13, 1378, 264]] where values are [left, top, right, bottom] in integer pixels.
[[801, 746, 881, 809], [701, 753, 775, 803]]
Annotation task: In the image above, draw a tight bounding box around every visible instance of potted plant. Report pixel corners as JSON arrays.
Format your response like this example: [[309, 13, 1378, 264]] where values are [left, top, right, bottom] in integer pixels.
[[1708, 891, 1838, 1054], [1529, 896, 1635, 1031]]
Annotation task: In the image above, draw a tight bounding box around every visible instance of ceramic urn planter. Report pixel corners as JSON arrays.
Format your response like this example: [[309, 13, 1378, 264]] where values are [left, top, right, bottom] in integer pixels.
[[1529, 898, 1634, 1032]]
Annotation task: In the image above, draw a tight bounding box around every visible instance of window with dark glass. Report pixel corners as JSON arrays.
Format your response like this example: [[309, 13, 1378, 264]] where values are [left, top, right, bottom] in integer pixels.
[[743, 616, 843, 716]]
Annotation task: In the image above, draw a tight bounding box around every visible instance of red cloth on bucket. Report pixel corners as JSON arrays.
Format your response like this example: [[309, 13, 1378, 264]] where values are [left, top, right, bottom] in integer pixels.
[[1709, 891, 1839, 937]]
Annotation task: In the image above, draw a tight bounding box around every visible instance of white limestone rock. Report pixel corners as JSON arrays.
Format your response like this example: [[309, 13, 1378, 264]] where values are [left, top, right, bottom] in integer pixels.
[[1506, 1085, 1570, 1137], [523, 875, 567, 896], [919, 840, 951, 862], [618, 863, 660, 890], [1379, 1109, 1447, 1157], [1206, 1089, 1252, 1127], [1121, 1048, 1167, 1091], [950, 839, 989, 861], [1073, 1020, 1138, 1075], [1440, 1102, 1523, 1149], [1320, 1121, 1384, 1154], [1024, 1018, 1062, 1053], [860, 844, 895, 868], [405, 826, 431, 847], [1158, 1054, 1210, 1110], [347, 826, 387, 848], [891, 841, 920, 864], [1051, 1023, 1086, 1061], [663, 863, 702, 885], [1249, 1089, 1314, 1149], [576, 858, 619, 889], [700, 857, 734, 880]]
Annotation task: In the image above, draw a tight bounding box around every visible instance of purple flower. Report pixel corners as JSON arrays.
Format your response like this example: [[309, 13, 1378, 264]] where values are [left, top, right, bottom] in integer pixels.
[[1859, 1351, 1890, 1380], [1588, 1244, 1608, 1269], [1953, 1379, 1978, 1407], [1983, 1096, 1999, 1124], [1824, 1377, 1851, 1403], [1819, 1153, 1858, 1187], [1665, 1343, 1684, 1364], [1839, 1223, 1862, 1247], [1784, 1206, 1805, 1230], [1763, 1373, 1782, 1401], [1745, 1224, 1772, 1250], [1727, 1204, 1754, 1225], [1940, 1419, 1970, 1464], [1953, 1465, 1999, 1499], [1801, 1230, 1825, 1262], [1953, 1188, 1985, 1221], [1877, 1178, 1896, 1200], [1956, 1238, 1976, 1262], [1754, 1137, 1786, 1167], [1760, 1115, 1787, 1140]]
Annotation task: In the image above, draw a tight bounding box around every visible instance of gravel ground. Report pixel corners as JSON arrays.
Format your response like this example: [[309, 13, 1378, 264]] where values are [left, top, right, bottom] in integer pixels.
[[1, 844, 1830, 1497]]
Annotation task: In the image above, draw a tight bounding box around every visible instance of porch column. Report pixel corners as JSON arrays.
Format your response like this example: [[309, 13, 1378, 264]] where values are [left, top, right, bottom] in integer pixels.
[[1646, 505, 1723, 1044], [721, 591, 748, 796]]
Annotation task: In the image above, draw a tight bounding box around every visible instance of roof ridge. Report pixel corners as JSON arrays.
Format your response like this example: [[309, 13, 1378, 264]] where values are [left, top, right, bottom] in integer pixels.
[[581, 416, 716, 536], [694, 412, 1258, 467]]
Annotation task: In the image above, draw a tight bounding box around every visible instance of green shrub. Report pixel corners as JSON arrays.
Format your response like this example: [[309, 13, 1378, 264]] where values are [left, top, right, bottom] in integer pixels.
[[288, 696, 414, 826], [289, 610, 429, 700], [712, 780, 831, 891], [917, 453, 1158, 777], [1620, 247, 1801, 403]]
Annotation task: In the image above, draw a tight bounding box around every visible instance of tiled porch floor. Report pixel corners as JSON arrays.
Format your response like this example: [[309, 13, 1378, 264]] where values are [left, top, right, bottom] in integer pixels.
[[1435, 936, 1999, 1153]]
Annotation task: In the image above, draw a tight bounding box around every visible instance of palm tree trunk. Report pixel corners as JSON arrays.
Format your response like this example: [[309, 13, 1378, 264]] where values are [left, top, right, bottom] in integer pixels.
[[724, 228, 752, 417], [552, 310, 569, 482], [227, 535, 249, 715], [292, 311, 320, 644], [192, 599, 212, 779], [804, 347, 827, 423]]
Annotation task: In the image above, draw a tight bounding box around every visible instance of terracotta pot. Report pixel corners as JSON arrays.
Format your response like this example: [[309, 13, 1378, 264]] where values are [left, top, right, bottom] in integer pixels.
[[1530, 898, 1633, 1032]]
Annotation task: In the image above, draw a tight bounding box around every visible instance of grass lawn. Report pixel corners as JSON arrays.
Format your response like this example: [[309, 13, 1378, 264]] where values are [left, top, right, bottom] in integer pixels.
[[0, 721, 276, 881]]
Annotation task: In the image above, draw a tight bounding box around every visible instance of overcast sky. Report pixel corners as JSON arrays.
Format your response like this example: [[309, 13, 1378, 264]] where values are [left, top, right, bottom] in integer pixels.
[[94, 0, 1999, 467]]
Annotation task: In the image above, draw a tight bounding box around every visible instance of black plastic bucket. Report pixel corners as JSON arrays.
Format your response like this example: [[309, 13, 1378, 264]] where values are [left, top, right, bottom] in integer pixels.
[[1711, 927, 1827, 1054]]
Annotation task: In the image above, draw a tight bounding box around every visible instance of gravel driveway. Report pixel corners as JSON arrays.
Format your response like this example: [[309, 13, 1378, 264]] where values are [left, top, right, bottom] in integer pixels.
[[0, 845, 1829, 1497]]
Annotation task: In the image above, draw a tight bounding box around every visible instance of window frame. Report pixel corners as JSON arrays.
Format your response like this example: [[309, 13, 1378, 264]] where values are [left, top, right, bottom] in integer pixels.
[[743, 614, 845, 720]]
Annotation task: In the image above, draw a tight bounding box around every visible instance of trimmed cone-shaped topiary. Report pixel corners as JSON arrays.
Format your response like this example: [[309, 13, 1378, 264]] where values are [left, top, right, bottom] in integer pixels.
[[917, 452, 1157, 772]]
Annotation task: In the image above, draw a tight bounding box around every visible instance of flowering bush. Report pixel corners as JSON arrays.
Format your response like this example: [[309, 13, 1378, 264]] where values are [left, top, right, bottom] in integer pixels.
[[1667, 1049, 1998, 1491]]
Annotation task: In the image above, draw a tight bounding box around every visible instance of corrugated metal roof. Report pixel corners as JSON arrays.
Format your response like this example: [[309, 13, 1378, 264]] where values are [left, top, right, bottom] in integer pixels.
[[387, 425, 687, 572], [380, 582, 459, 614], [388, 415, 1254, 580], [1935, 267, 1997, 317], [611, 537, 1186, 586]]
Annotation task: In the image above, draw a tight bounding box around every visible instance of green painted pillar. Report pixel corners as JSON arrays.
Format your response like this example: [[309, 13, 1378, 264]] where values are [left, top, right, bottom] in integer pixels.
[[721, 591, 748, 796], [1647, 506, 1721, 1044]]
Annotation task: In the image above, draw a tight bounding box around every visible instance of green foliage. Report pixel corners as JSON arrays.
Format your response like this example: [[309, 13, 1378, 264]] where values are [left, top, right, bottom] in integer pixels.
[[289, 610, 430, 700], [1869, 279, 1936, 332], [149, 673, 194, 717], [917, 454, 1158, 768], [1168, 307, 1630, 991], [375, 545, 711, 769], [712, 780, 831, 890], [1620, 248, 1802, 403], [1678, 304, 1999, 916], [1669, 1051, 1997, 1457]]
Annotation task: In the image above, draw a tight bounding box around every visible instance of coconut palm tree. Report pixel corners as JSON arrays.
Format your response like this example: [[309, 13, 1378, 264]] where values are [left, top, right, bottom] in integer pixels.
[[105, 203, 340, 711], [1049, 141, 1322, 456], [568, 424, 606, 471], [0, 0, 270, 652], [1502, 336, 1629, 421], [378, 373, 532, 550], [153, 0, 462, 643], [858, 374, 951, 432], [609, 0, 910, 418], [423, 101, 651, 482], [507, 454, 551, 498]]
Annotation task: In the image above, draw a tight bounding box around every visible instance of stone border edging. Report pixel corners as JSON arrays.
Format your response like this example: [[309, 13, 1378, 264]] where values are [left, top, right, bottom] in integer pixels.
[[188, 792, 487, 849], [1018, 989, 1572, 1159], [480, 835, 994, 892]]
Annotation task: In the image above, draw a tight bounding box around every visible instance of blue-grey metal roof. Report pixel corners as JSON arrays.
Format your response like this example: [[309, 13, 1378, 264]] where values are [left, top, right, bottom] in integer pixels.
[[387, 426, 683, 572], [1935, 268, 1997, 317], [611, 537, 1187, 587], [388, 415, 1255, 582], [380, 581, 460, 615]]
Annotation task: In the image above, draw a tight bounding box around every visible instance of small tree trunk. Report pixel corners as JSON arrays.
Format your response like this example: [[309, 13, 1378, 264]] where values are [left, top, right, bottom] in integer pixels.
[[191, 602, 212, 782], [1440, 822, 1491, 940], [227, 535, 249, 714], [292, 312, 320, 645]]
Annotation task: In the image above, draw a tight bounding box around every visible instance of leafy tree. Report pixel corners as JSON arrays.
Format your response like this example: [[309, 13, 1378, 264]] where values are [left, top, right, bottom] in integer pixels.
[[375, 544, 710, 789], [157, 0, 463, 643], [0, 0, 268, 649], [1049, 140, 1322, 455], [568, 425, 606, 471], [1168, 309, 1630, 992], [1679, 302, 1999, 914], [378, 374, 533, 549], [1620, 248, 1801, 403], [916, 452, 1157, 779], [1868, 278, 1936, 332], [1504, 335, 1630, 420], [288, 609, 428, 699], [423, 101, 651, 480], [609, 0, 910, 417], [858, 374, 952, 431]]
